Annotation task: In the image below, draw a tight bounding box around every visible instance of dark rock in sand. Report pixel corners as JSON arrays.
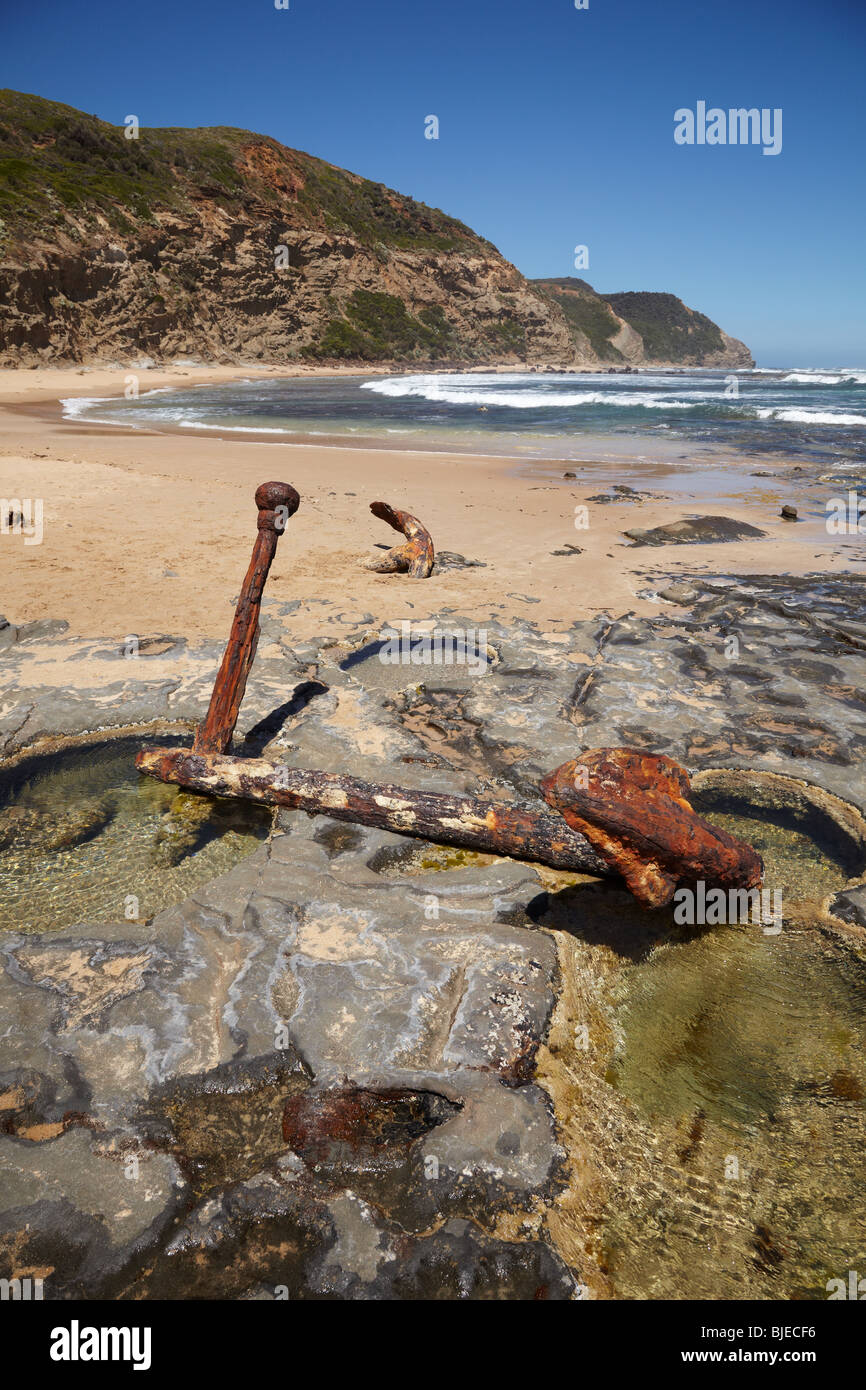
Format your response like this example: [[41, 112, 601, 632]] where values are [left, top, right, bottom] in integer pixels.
[[781, 505, 799, 521], [624, 516, 767, 547], [659, 583, 701, 605], [587, 486, 647, 506], [15, 619, 69, 643], [434, 551, 487, 572]]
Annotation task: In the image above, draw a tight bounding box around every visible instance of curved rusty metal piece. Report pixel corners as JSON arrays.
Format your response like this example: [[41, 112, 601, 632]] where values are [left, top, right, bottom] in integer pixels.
[[364, 500, 434, 578], [540, 747, 764, 909]]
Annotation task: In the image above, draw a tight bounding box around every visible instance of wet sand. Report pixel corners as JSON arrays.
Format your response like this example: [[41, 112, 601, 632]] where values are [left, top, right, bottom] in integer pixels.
[[0, 365, 857, 646]]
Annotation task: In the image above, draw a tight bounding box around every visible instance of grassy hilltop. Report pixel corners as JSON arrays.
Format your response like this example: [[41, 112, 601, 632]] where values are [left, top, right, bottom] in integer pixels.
[[0, 91, 752, 368]]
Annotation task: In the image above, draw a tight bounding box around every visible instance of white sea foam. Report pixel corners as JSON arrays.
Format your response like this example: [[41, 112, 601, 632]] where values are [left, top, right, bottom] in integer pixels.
[[362, 371, 866, 427], [361, 376, 707, 410], [61, 386, 179, 421], [783, 373, 846, 386], [60, 394, 114, 417], [178, 419, 296, 433], [756, 407, 866, 425], [61, 370, 866, 447], [782, 371, 866, 386]]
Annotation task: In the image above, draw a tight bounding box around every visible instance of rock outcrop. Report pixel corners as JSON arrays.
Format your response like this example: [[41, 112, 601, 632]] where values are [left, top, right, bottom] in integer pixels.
[[533, 277, 754, 367], [1, 575, 865, 1298], [0, 91, 753, 369], [0, 90, 575, 367]]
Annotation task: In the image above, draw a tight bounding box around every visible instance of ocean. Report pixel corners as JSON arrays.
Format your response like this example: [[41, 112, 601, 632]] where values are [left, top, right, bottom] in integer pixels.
[[63, 367, 866, 466]]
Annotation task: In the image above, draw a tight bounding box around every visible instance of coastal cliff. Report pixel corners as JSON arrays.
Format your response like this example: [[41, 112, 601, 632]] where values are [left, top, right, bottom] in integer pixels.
[[532, 278, 754, 368], [0, 91, 752, 369]]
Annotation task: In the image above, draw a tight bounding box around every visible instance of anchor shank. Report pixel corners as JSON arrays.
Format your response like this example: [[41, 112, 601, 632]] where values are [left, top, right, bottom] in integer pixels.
[[135, 747, 610, 876]]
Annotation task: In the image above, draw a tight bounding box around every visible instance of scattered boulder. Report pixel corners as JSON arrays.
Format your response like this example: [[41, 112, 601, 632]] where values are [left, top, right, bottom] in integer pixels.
[[781, 505, 798, 521], [623, 516, 767, 547], [14, 619, 70, 643], [659, 582, 701, 606], [434, 551, 487, 572], [587, 485, 652, 506]]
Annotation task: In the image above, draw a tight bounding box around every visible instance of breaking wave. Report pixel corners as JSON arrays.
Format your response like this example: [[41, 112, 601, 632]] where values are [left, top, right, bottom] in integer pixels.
[[362, 375, 716, 411], [756, 407, 866, 426], [61, 364, 866, 465], [782, 371, 866, 386]]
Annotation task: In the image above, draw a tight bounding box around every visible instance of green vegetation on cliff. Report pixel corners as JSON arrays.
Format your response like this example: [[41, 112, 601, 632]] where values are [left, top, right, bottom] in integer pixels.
[[309, 293, 455, 360], [532, 277, 752, 367], [0, 89, 487, 254], [602, 291, 725, 361], [0, 90, 752, 368], [0, 89, 566, 365], [534, 278, 625, 361]]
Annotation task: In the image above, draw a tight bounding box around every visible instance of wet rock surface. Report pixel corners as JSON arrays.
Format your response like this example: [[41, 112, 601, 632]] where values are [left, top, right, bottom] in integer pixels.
[[624, 515, 768, 546], [1, 573, 865, 1299]]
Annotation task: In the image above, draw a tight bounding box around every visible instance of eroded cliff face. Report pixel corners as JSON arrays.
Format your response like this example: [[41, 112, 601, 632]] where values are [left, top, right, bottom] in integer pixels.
[[712, 329, 755, 369], [0, 92, 753, 370], [0, 215, 579, 367], [533, 278, 754, 369], [0, 92, 581, 367]]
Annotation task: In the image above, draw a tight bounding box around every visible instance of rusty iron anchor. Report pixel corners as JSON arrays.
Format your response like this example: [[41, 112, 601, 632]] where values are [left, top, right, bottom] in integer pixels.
[[136, 482, 761, 907]]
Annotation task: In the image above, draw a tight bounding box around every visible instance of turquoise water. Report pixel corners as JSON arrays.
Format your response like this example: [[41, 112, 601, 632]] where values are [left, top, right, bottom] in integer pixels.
[[64, 368, 866, 465]]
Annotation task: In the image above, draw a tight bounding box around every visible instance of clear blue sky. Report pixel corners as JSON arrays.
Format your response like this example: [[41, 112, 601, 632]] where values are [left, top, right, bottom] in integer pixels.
[[2, 0, 863, 365]]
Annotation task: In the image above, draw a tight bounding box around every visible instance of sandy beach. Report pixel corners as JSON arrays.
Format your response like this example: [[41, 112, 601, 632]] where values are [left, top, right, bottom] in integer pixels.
[[0, 364, 855, 648]]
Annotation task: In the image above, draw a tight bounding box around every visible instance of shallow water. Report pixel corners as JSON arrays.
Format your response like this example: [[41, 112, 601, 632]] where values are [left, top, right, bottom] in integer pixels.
[[603, 924, 866, 1299], [694, 808, 852, 902], [336, 636, 492, 692], [538, 798, 866, 1299], [64, 368, 866, 466], [373, 805, 866, 1297], [0, 737, 271, 933], [371, 843, 499, 876]]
